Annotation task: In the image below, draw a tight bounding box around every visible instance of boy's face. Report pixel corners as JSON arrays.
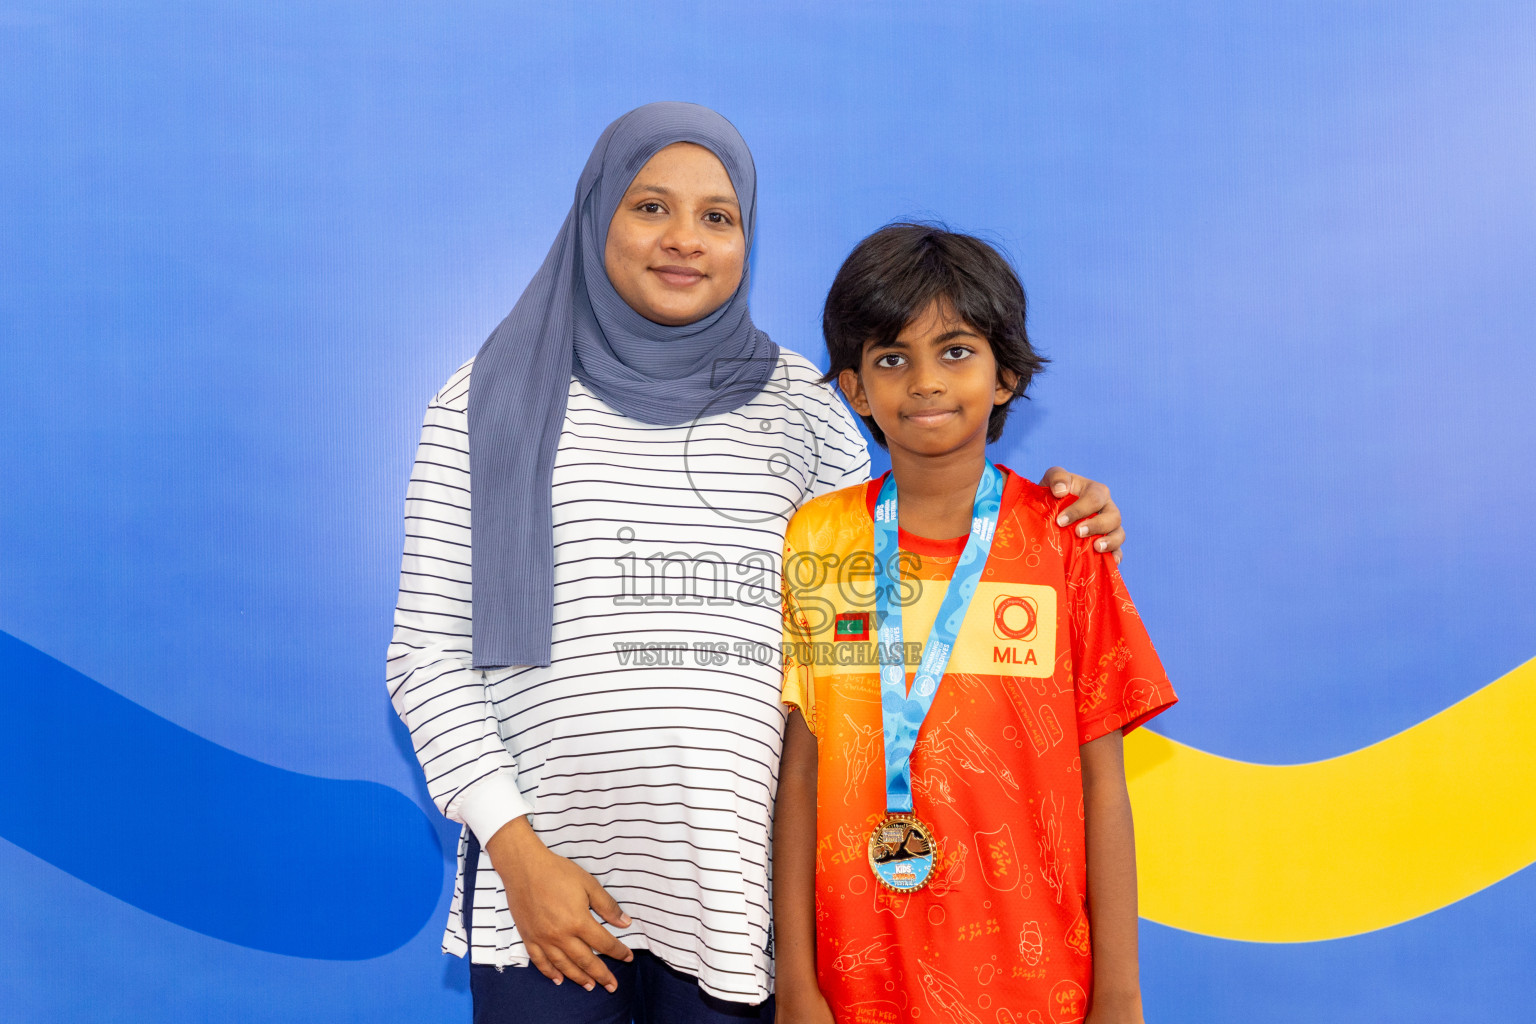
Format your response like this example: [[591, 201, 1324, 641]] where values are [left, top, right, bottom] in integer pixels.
[[837, 298, 1018, 459]]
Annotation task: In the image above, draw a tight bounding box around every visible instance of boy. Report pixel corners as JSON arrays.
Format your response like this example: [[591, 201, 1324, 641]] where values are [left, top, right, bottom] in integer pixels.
[[773, 224, 1176, 1024]]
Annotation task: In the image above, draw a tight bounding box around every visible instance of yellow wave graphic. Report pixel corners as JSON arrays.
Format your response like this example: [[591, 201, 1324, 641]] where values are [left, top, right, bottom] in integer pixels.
[[1125, 656, 1536, 942]]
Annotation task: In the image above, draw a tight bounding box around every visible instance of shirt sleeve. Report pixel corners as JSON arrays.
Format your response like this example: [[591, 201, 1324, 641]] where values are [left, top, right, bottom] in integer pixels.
[[780, 513, 821, 738], [386, 361, 535, 844], [804, 378, 871, 501], [1061, 510, 1178, 745]]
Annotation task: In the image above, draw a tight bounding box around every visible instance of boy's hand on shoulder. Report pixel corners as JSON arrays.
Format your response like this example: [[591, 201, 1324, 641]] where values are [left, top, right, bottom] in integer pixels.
[[775, 985, 835, 1024], [1039, 467, 1125, 564]]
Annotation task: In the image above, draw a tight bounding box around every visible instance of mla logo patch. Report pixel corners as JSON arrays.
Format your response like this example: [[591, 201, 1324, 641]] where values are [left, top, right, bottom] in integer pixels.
[[993, 594, 1039, 641], [803, 583, 1054, 679]]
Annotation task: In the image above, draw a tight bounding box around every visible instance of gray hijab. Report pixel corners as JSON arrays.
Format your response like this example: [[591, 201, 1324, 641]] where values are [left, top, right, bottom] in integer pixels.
[[467, 102, 778, 669]]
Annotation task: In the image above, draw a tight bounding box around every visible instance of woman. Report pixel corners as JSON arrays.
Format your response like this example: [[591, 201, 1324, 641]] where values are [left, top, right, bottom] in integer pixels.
[[387, 102, 1124, 1023]]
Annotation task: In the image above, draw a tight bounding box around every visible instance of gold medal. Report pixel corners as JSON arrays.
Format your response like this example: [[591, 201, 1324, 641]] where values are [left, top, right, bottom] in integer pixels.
[[868, 812, 937, 893]]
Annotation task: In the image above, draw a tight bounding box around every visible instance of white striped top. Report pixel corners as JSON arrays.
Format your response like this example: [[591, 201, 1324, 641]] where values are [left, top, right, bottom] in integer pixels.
[[387, 350, 869, 1003]]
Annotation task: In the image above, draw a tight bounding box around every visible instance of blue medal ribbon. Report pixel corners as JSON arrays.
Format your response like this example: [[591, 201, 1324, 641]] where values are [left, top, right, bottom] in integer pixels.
[[872, 462, 1005, 815]]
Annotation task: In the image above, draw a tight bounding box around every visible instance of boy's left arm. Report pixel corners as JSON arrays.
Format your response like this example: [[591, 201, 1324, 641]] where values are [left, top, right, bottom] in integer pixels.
[[773, 709, 833, 1024], [1081, 729, 1144, 1024]]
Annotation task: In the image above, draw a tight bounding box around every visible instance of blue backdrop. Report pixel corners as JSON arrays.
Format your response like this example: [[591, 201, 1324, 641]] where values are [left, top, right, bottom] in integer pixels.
[[2, 2, 1532, 1020]]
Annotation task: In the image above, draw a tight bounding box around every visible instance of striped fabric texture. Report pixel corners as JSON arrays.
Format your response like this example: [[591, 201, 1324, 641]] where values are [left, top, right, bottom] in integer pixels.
[[388, 351, 870, 1002]]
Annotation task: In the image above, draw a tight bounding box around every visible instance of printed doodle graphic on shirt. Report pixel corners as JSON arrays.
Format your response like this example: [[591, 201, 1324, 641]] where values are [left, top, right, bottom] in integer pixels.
[[1048, 980, 1087, 1024], [1037, 791, 1067, 905], [1018, 920, 1044, 966], [842, 712, 882, 794], [831, 937, 892, 975], [926, 835, 970, 897], [975, 823, 1028, 893], [918, 957, 985, 1024], [1064, 904, 1091, 957]]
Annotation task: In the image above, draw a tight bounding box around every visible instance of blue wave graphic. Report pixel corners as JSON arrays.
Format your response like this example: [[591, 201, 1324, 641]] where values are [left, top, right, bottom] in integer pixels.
[[0, 630, 443, 959]]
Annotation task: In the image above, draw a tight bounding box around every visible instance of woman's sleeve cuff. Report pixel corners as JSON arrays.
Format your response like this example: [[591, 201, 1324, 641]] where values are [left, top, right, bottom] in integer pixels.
[[449, 771, 536, 845]]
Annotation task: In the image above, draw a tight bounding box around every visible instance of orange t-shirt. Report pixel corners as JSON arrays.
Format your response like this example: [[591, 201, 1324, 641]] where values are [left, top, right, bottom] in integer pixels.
[[780, 469, 1176, 1024]]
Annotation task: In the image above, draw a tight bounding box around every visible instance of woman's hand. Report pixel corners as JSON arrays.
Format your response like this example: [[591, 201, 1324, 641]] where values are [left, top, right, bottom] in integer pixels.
[[1038, 467, 1125, 564], [484, 817, 634, 992], [775, 985, 836, 1024]]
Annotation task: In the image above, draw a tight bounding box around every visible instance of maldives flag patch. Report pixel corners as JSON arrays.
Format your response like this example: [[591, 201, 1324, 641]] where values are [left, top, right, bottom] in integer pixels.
[[834, 612, 870, 641]]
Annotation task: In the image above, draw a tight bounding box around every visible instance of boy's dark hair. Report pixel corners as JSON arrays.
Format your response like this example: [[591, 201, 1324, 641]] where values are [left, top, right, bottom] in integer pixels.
[[821, 223, 1047, 447]]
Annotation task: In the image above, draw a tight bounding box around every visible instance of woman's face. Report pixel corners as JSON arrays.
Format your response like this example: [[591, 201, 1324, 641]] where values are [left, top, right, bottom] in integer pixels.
[[604, 142, 746, 326]]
